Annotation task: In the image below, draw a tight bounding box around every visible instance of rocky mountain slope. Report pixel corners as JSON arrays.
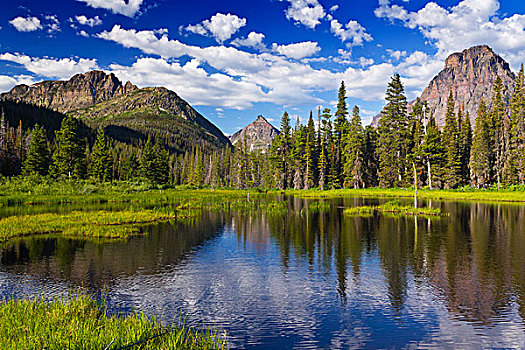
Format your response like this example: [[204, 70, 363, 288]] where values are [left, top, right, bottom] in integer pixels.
[[3, 70, 138, 113], [372, 45, 516, 127], [229, 115, 279, 151], [1, 71, 230, 152]]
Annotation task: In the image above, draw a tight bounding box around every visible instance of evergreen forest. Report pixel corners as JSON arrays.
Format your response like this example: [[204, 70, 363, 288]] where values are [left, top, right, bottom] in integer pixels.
[[1, 67, 525, 190]]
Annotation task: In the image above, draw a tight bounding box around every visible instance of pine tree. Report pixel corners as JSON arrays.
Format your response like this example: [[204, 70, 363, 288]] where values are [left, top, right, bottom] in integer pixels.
[[89, 127, 113, 181], [504, 64, 524, 185], [274, 111, 292, 189], [304, 111, 317, 189], [139, 136, 156, 181], [458, 110, 472, 186], [470, 101, 492, 188], [318, 108, 332, 190], [421, 113, 445, 189], [491, 77, 507, 189], [50, 115, 85, 178], [22, 124, 50, 176], [442, 90, 462, 189], [378, 74, 409, 187], [153, 137, 169, 184], [363, 126, 378, 187], [343, 106, 365, 188], [409, 98, 426, 187], [333, 81, 348, 187]]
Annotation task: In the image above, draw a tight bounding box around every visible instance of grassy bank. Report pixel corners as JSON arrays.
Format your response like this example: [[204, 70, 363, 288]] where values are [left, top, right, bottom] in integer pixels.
[[0, 177, 255, 206], [0, 293, 225, 350], [0, 208, 190, 242], [286, 187, 525, 203], [343, 200, 444, 217]]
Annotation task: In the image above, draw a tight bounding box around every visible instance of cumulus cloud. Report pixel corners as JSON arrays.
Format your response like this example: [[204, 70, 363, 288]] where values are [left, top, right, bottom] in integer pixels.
[[272, 41, 321, 59], [285, 0, 325, 29], [0, 75, 37, 93], [44, 15, 60, 33], [387, 49, 407, 61], [0, 53, 98, 80], [375, 0, 525, 69], [71, 15, 102, 27], [109, 58, 266, 109], [77, 0, 143, 17], [95, 24, 446, 109], [330, 19, 373, 47], [9, 16, 42, 32], [231, 32, 266, 51], [185, 13, 247, 43]]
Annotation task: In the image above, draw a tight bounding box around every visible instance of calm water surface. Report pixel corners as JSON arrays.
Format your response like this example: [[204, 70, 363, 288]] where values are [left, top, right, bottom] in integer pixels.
[[1, 197, 525, 349]]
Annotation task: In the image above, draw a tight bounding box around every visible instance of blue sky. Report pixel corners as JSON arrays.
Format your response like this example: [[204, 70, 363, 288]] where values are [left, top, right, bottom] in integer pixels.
[[1, 0, 525, 134]]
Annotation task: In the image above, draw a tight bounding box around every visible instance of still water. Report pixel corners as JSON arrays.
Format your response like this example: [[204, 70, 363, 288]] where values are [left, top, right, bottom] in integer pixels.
[[1, 197, 525, 349]]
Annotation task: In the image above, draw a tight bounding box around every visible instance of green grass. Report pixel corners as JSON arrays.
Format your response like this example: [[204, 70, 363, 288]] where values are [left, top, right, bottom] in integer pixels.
[[343, 200, 444, 217], [286, 187, 525, 203], [0, 292, 225, 350], [0, 209, 186, 242]]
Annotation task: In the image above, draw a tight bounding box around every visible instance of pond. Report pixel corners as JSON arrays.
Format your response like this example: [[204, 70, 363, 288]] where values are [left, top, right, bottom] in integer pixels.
[[1, 196, 524, 349]]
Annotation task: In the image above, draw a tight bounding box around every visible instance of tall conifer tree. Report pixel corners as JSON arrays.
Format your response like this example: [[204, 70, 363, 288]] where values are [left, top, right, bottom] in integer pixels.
[[378, 74, 409, 187]]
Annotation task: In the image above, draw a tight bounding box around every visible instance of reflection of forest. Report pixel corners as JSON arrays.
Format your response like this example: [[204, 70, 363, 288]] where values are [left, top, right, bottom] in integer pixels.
[[232, 198, 525, 325], [1, 198, 525, 326], [0, 210, 226, 288]]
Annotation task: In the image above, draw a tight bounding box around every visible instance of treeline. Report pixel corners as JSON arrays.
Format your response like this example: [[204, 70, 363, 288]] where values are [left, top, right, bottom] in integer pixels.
[[1, 65, 524, 189]]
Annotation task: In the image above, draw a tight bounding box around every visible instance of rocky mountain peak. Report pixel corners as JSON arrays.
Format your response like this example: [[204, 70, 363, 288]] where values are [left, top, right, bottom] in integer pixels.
[[372, 45, 516, 127], [1, 70, 138, 113], [419, 45, 515, 126], [229, 115, 280, 152]]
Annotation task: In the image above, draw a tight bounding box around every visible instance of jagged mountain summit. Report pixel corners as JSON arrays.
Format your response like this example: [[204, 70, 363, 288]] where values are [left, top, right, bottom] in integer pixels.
[[3, 70, 138, 113], [372, 45, 516, 127], [1, 71, 230, 152], [229, 115, 280, 152]]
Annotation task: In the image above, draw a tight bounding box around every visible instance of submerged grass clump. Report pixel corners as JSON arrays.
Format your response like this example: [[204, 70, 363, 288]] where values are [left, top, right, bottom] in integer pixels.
[[0, 292, 225, 350], [343, 200, 444, 217], [0, 209, 183, 242]]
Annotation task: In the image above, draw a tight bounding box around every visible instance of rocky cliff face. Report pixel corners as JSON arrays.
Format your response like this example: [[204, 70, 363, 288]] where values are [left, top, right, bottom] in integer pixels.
[[372, 45, 516, 127], [229, 115, 279, 151], [1, 70, 138, 113]]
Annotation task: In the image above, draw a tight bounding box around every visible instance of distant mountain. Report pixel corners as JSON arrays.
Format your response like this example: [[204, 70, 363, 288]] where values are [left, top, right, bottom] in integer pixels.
[[1, 71, 231, 152], [372, 45, 516, 127], [229, 115, 279, 152]]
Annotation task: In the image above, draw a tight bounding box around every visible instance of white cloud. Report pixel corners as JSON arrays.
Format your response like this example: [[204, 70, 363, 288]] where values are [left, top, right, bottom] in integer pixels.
[[387, 49, 407, 61], [375, 0, 525, 69], [78, 30, 89, 37], [285, 0, 325, 29], [329, 5, 339, 12], [0, 53, 98, 80], [0, 75, 37, 93], [272, 41, 321, 59], [330, 19, 373, 47], [72, 15, 102, 27], [359, 57, 375, 67], [185, 13, 247, 43], [9, 16, 42, 32], [95, 24, 450, 109], [77, 0, 143, 17], [109, 58, 266, 109], [231, 32, 266, 51], [44, 15, 60, 33]]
